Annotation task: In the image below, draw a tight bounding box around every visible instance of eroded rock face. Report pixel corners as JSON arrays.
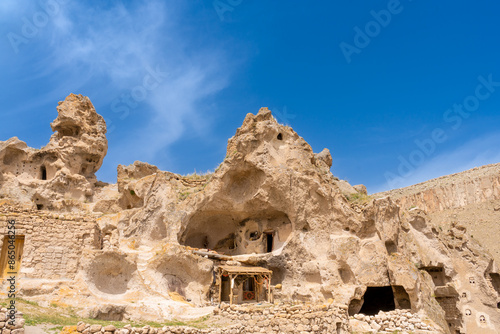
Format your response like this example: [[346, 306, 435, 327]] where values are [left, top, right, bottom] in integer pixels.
[[0, 94, 107, 210], [47, 93, 107, 179], [97, 107, 499, 332], [378, 163, 500, 213], [1, 101, 499, 332], [377, 163, 500, 269]]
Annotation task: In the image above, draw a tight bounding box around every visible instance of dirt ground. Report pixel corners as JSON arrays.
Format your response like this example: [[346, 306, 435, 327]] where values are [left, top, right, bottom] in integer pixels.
[[25, 325, 61, 334]]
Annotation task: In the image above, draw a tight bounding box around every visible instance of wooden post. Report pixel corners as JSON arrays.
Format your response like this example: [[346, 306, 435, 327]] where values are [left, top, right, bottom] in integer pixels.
[[265, 274, 268, 303], [217, 269, 222, 304], [256, 275, 259, 302], [229, 274, 233, 305], [267, 273, 272, 303]]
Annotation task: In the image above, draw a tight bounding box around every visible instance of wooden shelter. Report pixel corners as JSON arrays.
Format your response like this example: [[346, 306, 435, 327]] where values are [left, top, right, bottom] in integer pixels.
[[216, 265, 272, 305]]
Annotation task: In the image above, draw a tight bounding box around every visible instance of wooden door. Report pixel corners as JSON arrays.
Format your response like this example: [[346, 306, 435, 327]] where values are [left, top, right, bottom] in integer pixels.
[[221, 275, 230, 302], [0, 235, 25, 278]]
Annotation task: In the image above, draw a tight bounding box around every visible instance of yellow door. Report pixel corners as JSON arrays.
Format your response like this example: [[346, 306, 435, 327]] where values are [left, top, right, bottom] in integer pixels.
[[0, 236, 25, 278]]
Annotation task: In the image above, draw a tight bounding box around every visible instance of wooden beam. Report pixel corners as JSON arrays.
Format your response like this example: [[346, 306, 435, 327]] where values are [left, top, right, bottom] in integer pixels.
[[192, 250, 232, 261]]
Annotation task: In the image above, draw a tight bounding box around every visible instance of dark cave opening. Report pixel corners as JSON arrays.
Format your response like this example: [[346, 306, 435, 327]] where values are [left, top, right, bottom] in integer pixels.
[[265, 232, 274, 252], [422, 266, 446, 286], [385, 241, 397, 255], [40, 165, 47, 180], [490, 273, 500, 295], [358, 286, 396, 315]]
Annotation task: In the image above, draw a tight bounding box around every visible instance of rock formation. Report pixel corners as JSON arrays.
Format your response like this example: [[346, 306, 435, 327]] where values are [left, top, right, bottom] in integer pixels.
[[377, 163, 500, 267], [0, 96, 499, 334], [0, 93, 107, 211], [377, 163, 500, 213]]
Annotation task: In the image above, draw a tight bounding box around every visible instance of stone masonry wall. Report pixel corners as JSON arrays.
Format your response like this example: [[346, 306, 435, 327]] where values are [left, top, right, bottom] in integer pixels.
[[0, 307, 25, 334], [76, 303, 350, 334], [0, 206, 100, 280], [350, 309, 441, 333]]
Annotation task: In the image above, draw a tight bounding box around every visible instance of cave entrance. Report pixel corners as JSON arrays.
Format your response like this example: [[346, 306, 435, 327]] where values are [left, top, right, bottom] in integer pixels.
[[358, 286, 396, 315], [181, 210, 292, 256], [40, 165, 47, 180], [436, 296, 461, 334], [385, 241, 397, 255], [490, 273, 500, 295], [265, 231, 274, 252], [422, 266, 445, 286]]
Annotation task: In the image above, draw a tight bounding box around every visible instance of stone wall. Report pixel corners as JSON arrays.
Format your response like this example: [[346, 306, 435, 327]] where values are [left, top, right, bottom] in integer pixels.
[[0, 308, 25, 334], [350, 309, 441, 333], [0, 206, 100, 280], [76, 303, 350, 334]]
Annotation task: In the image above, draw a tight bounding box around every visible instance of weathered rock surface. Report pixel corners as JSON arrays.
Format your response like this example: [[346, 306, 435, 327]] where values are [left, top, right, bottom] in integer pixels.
[[376, 163, 500, 267], [377, 163, 500, 212], [0, 93, 107, 211], [1, 97, 499, 334]]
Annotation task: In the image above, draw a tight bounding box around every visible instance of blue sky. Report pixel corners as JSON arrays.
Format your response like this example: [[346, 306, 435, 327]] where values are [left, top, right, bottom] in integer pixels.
[[1, 0, 500, 193]]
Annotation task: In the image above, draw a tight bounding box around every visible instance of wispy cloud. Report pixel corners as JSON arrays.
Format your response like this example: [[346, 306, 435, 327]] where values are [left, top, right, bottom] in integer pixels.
[[3, 0, 231, 181], [372, 131, 500, 193]]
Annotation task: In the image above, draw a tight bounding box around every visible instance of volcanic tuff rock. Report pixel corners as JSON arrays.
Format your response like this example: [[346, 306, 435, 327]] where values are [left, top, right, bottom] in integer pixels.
[[376, 163, 500, 265], [0, 95, 499, 334], [0, 93, 107, 211], [377, 163, 500, 213]]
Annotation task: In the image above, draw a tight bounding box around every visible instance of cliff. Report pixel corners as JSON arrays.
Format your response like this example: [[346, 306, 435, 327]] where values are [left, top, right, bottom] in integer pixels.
[[376, 163, 500, 266], [377, 163, 500, 213]]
